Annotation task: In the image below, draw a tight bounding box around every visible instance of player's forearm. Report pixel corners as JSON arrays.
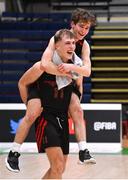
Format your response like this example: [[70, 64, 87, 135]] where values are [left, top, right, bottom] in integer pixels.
[[79, 86, 83, 102], [40, 51, 53, 71], [40, 36, 55, 70], [41, 53, 64, 76], [70, 64, 91, 77], [42, 60, 71, 77], [42, 60, 61, 75], [75, 76, 83, 101]]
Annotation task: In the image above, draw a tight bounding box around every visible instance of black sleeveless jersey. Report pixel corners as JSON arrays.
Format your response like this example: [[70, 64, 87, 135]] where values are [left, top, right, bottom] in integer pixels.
[[75, 39, 84, 58], [37, 72, 73, 115]]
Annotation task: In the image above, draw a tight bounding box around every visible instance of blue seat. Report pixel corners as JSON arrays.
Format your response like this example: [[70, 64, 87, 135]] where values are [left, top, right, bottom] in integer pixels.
[[0, 30, 56, 40], [0, 29, 92, 41], [0, 21, 69, 30], [83, 83, 92, 93], [0, 73, 22, 81], [81, 94, 91, 103], [0, 63, 31, 71], [0, 41, 47, 51], [2, 12, 71, 22], [0, 83, 18, 94], [2, 12, 49, 19], [0, 52, 42, 61], [49, 12, 70, 22], [46, 22, 69, 30], [83, 77, 91, 83], [0, 95, 21, 103], [6, 21, 47, 30], [0, 83, 21, 103]]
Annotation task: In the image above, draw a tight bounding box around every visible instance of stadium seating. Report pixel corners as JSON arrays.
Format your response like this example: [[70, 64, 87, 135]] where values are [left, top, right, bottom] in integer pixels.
[[2, 12, 71, 22], [0, 12, 93, 103], [90, 24, 128, 103]]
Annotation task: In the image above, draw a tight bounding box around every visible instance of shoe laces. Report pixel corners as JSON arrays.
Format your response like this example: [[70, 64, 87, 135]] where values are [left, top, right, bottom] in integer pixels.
[[13, 152, 20, 158], [9, 151, 20, 163], [84, 149, 92, 158]]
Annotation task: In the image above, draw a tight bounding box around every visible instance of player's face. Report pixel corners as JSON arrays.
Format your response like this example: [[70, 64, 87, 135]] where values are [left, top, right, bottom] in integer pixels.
[[71, 21, 91, 41], [56, 35, 76, 62]]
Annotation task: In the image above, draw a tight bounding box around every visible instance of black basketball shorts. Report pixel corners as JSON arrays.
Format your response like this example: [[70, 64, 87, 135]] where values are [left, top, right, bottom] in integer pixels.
[[27, 82, 40, 102], [35, 111, 69, 155], [72, 81, 81, 99]]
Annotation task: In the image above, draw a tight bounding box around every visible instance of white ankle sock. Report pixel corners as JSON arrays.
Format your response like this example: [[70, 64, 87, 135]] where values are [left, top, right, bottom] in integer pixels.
[[11, 142, 21, 153], [78, 141, 87, 151]]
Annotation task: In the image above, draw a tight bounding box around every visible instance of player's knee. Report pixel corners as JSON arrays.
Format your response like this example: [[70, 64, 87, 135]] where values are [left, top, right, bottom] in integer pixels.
[[25, 109, 41, 124], [77, 105, 83, 114], [62, 162, 66, 173], [55, 164, 64, 175], [73, 104, 83, 116], [29, 111, 40, 121], [51, 159, 65, 175]]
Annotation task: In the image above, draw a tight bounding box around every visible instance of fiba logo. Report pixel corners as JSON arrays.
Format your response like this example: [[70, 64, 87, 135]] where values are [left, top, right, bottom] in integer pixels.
[[94, 122, 117, 131]]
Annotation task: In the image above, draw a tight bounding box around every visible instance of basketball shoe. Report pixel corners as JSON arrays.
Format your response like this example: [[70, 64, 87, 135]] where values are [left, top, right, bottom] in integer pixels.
[[5, 150, 20, 172], [79, 149, 96, 164]]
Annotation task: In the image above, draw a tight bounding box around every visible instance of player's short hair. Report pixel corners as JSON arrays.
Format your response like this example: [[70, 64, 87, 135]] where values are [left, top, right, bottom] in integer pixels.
[[71, 8, 96, 26], [54, 29, 75, 44]]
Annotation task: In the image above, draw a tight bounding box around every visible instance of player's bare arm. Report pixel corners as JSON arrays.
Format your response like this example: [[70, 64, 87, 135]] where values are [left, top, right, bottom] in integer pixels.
[[18, 61, 43, 104], [76, 75, 83, 98]]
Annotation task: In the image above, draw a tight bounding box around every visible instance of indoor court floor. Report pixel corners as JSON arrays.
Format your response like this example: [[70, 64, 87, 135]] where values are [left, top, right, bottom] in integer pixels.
[[1, 153, 128, 179]]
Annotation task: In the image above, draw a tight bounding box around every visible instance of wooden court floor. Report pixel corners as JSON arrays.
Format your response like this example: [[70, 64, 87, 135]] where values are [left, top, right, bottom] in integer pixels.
[[1, 153, 128, 179]]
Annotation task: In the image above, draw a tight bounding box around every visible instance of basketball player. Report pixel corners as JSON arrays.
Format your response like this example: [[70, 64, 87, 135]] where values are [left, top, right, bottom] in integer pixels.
[[6, 8, 96, 172], [11, 29, 81, 179], [36, 30, 79, 179], [40, 8, 96, 165]]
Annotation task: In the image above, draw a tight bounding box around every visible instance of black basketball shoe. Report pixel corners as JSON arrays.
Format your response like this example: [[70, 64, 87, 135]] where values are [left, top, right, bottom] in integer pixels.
[[5, 150, 20, 172], [79, 149, 96, 164]]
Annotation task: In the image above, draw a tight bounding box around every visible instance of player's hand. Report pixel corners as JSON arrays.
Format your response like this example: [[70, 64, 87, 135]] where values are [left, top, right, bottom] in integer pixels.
[[57, 63, 72, 73], [65, 72, 73, 78]]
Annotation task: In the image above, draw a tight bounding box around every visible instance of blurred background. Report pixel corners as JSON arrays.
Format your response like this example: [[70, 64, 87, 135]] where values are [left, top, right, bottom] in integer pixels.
[[0, 0, 128, 153]]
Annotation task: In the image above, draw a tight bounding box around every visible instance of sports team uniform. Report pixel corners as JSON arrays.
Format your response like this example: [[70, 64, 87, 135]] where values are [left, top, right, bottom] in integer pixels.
[[35, 72, 73, 154], [75, 39, 84, 58], [27, 38, 84, 101]]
